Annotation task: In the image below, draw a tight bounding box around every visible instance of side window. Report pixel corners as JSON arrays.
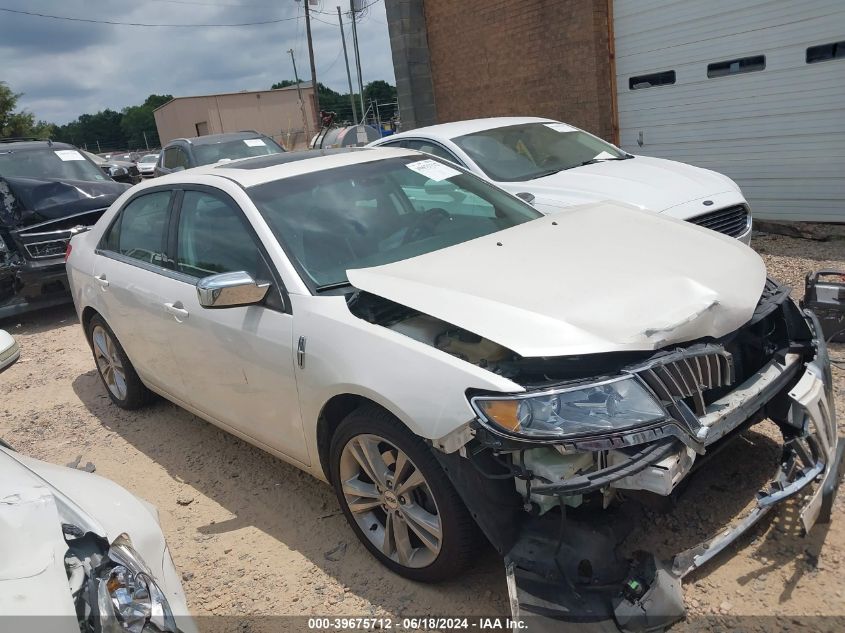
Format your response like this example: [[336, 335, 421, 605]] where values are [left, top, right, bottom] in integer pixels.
[[175, 190, 269, 280], [162, 147, 178, 169], [404, 139, 462, 165], [174, 148, 191, 169], [103, 191, 171, 266]]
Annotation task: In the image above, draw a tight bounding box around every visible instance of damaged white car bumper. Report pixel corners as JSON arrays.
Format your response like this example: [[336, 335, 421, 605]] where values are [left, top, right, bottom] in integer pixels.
[[495, 306, 841, 632]]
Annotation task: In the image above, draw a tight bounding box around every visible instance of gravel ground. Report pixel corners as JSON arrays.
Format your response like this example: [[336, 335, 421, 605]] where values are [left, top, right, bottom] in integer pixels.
[[1, 232, 844, 631]]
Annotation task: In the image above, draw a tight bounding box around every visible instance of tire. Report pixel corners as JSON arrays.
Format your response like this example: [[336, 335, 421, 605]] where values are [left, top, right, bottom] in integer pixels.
[[329, 404, 476, 582], [86, 314, 153, 410]]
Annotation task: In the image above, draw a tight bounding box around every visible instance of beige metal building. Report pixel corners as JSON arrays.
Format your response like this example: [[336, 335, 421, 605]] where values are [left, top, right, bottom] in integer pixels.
[[153, 83, 317, 150]]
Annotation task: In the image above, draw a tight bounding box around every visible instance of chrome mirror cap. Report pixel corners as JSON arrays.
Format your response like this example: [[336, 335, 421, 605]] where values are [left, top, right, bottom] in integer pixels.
[[0, 330, 20, 374], [196, 271, 269, 309]]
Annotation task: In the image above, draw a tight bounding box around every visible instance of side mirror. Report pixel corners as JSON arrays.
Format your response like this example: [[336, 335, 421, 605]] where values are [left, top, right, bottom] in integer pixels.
[[196, 271, 269, 309], [515, 191, 535, 205], [0, 330, 20, 374]]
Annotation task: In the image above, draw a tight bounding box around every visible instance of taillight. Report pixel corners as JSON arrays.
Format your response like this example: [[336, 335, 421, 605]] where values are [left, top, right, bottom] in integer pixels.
[[65, 242, 73, 262]]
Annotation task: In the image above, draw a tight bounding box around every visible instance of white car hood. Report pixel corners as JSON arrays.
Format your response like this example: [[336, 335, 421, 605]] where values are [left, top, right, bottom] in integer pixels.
[[347, 201, 766, 358], [502, 155, 737, 214]]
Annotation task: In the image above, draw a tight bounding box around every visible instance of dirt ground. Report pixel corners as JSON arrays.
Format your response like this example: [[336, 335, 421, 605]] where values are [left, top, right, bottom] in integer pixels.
[[1, 233, 844, 630]]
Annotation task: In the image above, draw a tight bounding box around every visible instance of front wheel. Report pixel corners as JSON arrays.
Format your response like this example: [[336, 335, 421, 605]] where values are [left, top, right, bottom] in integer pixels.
[[329, 404, 477, 582]]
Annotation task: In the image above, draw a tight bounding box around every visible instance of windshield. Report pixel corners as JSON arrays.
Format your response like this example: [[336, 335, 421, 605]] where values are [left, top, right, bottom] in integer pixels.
[[0, 148, 109, 182], [453, 122, 629, 182], [248, 155, 541, 289], [193, 137, 283, 166], [140, 154, 158, 163]]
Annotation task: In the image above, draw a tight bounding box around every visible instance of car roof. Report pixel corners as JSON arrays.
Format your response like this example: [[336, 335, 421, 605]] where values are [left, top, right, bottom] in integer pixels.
[[0, 139, 77, 151], [167, 131, 268, 147], [144, 146, 420, 188], [382, 117, 558, 142]]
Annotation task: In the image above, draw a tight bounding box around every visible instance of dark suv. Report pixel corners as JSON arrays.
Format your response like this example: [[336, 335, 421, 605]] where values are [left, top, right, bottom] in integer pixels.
[[0, 139, 130, 317], [154, 131, 284, 176]]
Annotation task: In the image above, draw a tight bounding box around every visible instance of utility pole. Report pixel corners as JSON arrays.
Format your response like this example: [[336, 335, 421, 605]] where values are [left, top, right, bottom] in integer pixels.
[[337, 6, 358, 123], [303, 0, 320, 127], [288, 48, 312, 143], [349, 0, 365, 119], [142, 131, 149, 150], [96, 140, 101, 153]]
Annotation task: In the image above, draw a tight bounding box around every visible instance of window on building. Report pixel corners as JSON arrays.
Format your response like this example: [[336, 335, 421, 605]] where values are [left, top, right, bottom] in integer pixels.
[[628, 70, 676, 90], [806, 41, 844, 64], [707, 55, 765, 78]]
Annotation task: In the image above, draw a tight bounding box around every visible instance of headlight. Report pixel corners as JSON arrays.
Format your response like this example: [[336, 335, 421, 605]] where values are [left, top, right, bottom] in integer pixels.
[[97, 534, 178, 633], [109, 166, 128, 177], [470, 376, 667, 439]]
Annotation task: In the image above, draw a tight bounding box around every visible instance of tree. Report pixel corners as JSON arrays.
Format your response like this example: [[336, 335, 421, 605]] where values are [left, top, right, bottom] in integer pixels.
[[121, 94, 173, 149], [271, 80, 300, 89], [364, 80, 397, 122], [0, 81, 54, 139]]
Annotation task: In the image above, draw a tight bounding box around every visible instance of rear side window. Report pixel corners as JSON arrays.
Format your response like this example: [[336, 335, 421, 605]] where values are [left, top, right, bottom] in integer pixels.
[[707, 55, 765, 78], [403, 139, 463, 165], [629, 70, 675, 89], [103, 191, 171, 266], [806, 41, 844, 63], [175, 190, 269, 280]]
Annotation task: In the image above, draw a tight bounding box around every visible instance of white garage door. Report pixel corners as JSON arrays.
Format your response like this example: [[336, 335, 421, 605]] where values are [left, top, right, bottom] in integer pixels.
[[614, 0, 845, 222]]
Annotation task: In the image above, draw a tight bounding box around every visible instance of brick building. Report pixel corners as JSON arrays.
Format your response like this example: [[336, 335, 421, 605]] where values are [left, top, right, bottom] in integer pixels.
[[384, 0, 845, 222]]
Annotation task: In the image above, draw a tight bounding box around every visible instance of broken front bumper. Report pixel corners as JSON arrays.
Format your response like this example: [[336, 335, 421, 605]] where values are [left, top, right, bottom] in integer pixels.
[[504, 312, 842, 632]]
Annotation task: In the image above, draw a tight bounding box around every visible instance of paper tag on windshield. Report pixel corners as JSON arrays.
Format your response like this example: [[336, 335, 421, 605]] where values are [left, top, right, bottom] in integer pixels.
[[593, 151, 616, 160], [405, 159, 461, 182], [544, 123, 576, 133], [243, 138, 266, 147], [55, 150, 85, 161]]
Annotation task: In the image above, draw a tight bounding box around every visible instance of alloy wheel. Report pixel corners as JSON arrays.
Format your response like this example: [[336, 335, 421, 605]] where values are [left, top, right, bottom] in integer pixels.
[[339, 434, 442, 568], [91, 325, 128, 400]]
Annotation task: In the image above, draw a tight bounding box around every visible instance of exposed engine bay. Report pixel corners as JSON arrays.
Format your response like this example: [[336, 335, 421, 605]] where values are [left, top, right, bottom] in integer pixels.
[[350, 280, 843, 631]]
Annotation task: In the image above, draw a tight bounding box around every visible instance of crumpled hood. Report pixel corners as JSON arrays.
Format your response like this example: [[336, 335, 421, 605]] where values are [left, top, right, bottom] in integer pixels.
[[0, 176, 128, 228], [500, 155, 738, 214], [347, 201, 766, 358]]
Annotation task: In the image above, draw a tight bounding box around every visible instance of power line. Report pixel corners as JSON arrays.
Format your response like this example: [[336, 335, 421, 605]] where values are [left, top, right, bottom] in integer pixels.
[[0, 6, 299, 27]]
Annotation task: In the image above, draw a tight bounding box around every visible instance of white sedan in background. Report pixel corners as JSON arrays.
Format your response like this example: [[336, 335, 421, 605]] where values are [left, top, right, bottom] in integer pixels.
[[370, 117, 752, 243], [0, 331, 195, 633]]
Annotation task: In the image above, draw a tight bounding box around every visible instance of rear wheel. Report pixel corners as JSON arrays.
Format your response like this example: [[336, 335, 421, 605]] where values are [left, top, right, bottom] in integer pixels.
[[87, 315, 152, 409], [329, 404, 476, 582]]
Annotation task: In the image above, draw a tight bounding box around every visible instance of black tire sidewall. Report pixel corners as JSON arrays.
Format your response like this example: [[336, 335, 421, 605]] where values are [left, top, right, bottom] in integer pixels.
[[329, 405, 474, 582]]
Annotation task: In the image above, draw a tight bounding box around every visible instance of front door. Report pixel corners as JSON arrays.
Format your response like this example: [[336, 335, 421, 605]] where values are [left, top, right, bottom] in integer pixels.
[[157, 188, 309, 465]]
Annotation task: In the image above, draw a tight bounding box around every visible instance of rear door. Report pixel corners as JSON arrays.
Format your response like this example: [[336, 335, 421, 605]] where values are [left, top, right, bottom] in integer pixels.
[[91, 189, 185, 392], [156, 186, 309, 465]]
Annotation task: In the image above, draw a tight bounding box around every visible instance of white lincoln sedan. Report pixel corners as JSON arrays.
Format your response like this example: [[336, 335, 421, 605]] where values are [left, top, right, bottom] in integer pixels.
[[370, 117, 753, 243], [66, 147, 840, 627]]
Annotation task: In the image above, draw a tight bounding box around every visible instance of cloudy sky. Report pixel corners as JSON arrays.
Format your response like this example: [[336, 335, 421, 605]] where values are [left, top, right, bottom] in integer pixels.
[[1, 0, 395, 124]]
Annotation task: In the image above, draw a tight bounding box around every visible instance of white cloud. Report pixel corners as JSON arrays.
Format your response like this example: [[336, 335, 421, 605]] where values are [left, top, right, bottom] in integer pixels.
[[2, 0, 394, 124]]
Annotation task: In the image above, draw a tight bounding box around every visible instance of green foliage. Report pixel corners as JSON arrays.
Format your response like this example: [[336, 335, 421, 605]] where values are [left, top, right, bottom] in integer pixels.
[[0, 81, 54, 139], [271, 79, 397, 125], [52, 94, 173, 152]]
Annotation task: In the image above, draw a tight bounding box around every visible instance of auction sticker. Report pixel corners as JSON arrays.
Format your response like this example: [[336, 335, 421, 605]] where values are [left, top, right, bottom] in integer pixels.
[[405, 159, 461, 181], [243, 138, 266, 147], [543, 122, 577, 133], [55, 150, 86, 161]]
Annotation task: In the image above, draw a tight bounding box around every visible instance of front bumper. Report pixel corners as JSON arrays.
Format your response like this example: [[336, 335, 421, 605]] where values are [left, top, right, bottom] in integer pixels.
[[0, 254, 72, 318], [501, 312, 841, 631]]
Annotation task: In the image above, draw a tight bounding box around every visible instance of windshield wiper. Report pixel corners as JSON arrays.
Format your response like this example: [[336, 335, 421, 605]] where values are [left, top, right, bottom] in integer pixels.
[[579, 154, 634, 167], [315, 280, 354, 293]]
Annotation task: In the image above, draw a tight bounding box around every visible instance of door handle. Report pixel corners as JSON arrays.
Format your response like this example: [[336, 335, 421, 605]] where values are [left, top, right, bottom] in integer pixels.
[[94, 274, 109, 289], [164, 302, 189, 320]]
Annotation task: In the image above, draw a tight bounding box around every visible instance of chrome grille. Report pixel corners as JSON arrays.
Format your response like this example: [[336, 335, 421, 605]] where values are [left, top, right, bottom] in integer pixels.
[[689, 205, 749, 238], [24, 238, 70, 259], [632, 345, 734, 417]]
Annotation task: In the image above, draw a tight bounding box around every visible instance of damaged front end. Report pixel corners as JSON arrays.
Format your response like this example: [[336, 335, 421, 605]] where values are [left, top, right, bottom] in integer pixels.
[[1, 177, 116, 317], [420, 281, 841, 631]]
